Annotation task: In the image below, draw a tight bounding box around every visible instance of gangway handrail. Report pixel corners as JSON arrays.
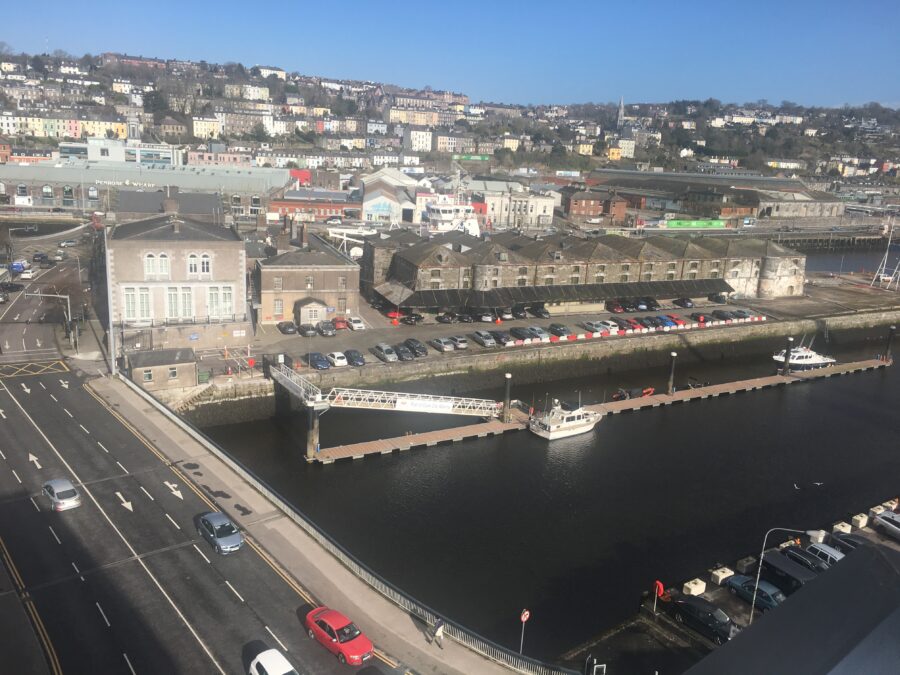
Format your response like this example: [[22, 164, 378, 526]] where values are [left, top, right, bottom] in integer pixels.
[[270, 363, 322, 402], [326, 387, 502, 417]]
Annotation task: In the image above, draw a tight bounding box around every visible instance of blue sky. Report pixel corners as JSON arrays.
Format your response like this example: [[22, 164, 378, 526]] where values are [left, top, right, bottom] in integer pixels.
[[4, 0, 899, 107]]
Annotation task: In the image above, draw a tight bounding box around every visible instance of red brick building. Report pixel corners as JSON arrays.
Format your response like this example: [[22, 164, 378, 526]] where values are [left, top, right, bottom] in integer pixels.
[[604, 195, 628, 223], [564, 191, 603, 218], [0, 139, 10, 164]]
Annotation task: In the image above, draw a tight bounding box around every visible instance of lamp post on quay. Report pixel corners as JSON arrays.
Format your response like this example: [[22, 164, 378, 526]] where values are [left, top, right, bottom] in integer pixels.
[[750, 527, 819, 624]]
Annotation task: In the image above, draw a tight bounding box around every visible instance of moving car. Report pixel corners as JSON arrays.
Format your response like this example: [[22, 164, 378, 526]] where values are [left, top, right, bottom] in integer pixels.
[[509, 327, 533, 341], [326, 352, 348, 367], [32, 252, 48, 262], [403, 338, 429, 357], [782, 545, 831, 573], [53, 250, 67, 261], [373, 343, 399, 362], [308, 352, 331, 370], [19, 269, 34, 280], [344, 349, 366, 366], [548, 323, 572, 337], [472, 330, 497, 347], [276, 321, 297, 335], [347, 316, 365, 330], [448, 335, 469, 350], [305, 606, 374, 665], [806, 543, 845, 566], [490, 330, 512, 345], [59, 239, 78, 247], [673, 297, 694, 308], [298, 324, 318, 337], [42, 478, 82, 512], [394, 344, 415, 361], [317, 321, 337, 336], [724, 573, 786, 612], [196, 512, 244, 555], [670, 595, 740, 645], [0, 282, 25, 293], [249, 649, 298, 675], [430, 337, 456, 352], [331, 317, 349, 330], [324, 216, 342, 225]]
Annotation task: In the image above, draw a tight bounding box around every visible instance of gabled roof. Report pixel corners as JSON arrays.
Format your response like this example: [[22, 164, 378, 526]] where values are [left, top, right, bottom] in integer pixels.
[[394, 240, 472, 268], [465, 241, 531, 266], [364, 228, 422, 249], [111, 215, 240, 242]]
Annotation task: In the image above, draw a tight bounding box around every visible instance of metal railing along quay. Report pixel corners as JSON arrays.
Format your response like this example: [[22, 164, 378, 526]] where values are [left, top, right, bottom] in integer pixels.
[[115, 375, 577, 675]]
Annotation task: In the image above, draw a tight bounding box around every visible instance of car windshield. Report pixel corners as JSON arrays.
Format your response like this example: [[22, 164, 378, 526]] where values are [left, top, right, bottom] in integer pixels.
[[711, 608, 729, 624], [214, 522, 237, 538], [337, 622, 362, 643], [57, 489, 77, 500]]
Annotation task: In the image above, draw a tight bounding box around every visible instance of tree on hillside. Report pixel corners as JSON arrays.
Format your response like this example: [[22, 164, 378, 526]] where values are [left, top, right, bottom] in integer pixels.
[[250, 122, 269, 142]]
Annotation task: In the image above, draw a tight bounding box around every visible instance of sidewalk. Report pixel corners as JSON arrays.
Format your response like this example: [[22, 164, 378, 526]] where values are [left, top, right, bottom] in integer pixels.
[[87, 375, 513, 675]]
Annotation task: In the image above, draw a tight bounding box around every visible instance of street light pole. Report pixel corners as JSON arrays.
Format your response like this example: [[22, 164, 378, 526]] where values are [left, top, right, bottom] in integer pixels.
[[750, 527, 817, 624], [667, 351, 678, 395]]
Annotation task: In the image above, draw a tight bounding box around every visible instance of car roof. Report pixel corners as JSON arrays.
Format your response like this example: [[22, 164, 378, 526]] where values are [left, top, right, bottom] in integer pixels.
[[677, 595, 718, 611], [204, 511, 231, 526], [315, 607, 351, 628], [809, 542, 844, 557], [252, 648, 294, 673], [376, 342, 393, 348], [44, 478, 75, 491], [327, 352, 343, 358]]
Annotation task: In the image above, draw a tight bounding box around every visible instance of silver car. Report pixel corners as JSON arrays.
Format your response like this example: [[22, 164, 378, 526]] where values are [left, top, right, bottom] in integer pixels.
[[373, 343, 399, 362], [42, 478, 82, 512], [430, 337, 456, 352], [448, 335, 469, 349], [472, 330, 497, 347], [529, 326, 550, 340], [197, 512, 244, 555]]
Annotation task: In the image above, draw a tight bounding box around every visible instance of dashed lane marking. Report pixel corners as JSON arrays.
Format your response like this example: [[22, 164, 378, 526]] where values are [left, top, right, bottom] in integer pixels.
[[63, 409, 73, 418], [79, 424, 90, 434], [49, 394, 57, 402], [97, 441, 108, 453], [164, 513, 181, 530], [264, 625, 288, 651], [71, 562, 84, 581], [123, 653, 136, 675], [29, 497, 39, 512], [192, 544, 211, 564], [95, 602, 110, 627], [11, 469, 21, 484], [48, 526, 61, 545], [224, 580, 244, 603], [116, 461, 128, 473], [139, 486, 154, 501]]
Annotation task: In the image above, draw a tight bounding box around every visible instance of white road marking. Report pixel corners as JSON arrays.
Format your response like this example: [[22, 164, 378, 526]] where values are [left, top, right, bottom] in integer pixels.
[[20, 383, 30, 394], [123, 653, 136, 675], [29, 497, 40, 511], [39, 382, 46, 390], [265, 626, 288, 651], [139, 486, 155, 501], [79, 424, 90, 434], [59, 380, 69, 390], [116, 460, 127, 473], [224, 580, 245, 603], [115, 491, 134, 512], [97, 441, 108, 453], [96, 602, 110, 627], [72, 561, 84, 581], [0, 449, 5, 459], [48, 526, 61, 544], [0, 380, 227, 674], [192, 544, 211, 564], [164, 513, 181, 530], [50, 394, 57, 402], [11, 469, 21, 484], [27, 453, 42, 469], [21, 338, 26, 350], [63, 408, 73, 417], [0, 410, 4, 419], [164, 480, 183, 500]]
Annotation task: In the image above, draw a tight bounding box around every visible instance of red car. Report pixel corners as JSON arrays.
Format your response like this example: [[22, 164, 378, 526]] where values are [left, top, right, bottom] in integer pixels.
[[305, 607, 374, 665], [666, 314, 686, 327], [605, 300, 625, 313], [626, 318, 643, 330], [332, 317, 349, 330]]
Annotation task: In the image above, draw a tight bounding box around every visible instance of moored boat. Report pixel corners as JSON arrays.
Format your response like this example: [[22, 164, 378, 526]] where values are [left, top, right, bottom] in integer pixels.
[[528, 399, 602, 440], [772, 346, 836, 370]]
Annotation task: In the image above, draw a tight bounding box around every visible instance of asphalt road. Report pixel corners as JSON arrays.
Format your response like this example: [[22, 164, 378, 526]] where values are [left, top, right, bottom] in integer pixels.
[[0, 366, 399, 674]]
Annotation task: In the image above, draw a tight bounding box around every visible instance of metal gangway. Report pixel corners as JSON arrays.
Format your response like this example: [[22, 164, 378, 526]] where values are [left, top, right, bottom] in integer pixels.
[[270, 364, 501, 417]]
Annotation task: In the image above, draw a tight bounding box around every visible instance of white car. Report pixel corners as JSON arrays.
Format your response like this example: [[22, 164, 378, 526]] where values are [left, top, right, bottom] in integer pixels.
[[326, 352, 348, 367], [472, 330, 496, 347], [249, 648, 298, 675], [19, 269, 34, 280], [583, 320, 619, 333], [448, 335, 469, 349], [347, 316, 365, 330], [430, 337, 455, 353], [59, 239, 77, 247]]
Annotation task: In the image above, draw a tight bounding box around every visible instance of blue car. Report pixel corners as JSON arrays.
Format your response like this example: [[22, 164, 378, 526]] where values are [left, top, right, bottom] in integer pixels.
[[724, 573, 786, 612], [656, 315, 676, 328], [344, 349, 366, 367], [308, 352, 331, 370]]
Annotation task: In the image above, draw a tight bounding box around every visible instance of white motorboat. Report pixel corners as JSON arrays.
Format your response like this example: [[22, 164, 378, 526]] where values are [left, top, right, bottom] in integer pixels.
[[772, 346, 836, 370], [528, 399, 602, 440]]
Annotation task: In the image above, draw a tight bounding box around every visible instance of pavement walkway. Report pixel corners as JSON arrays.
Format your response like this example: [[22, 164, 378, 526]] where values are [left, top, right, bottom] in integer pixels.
[[86, 374, 515, 675]]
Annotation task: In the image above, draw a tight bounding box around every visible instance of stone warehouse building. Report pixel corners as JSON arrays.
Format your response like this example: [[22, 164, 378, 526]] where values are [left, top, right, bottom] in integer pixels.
[[370, 230, 806, 307]]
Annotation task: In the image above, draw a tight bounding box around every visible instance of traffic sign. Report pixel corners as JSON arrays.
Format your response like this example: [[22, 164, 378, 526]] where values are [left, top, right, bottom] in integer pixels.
[[521, 609, 530, 623]]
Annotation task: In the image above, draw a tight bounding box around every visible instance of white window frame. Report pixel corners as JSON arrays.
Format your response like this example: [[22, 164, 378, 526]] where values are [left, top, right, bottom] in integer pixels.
[[188, 253, 198, 275], [123, 287, 136, 321], [166, 287, 179, 318], [181, 287, 193, 319], [158, 253, 170, 278], [144, 253, 156, 279], [200, 253, 211, 275]]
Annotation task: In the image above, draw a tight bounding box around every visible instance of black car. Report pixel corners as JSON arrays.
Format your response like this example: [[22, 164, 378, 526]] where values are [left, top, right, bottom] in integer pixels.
[[394, 344, 415, 361], [457, 313, 474, 323], [403, 338, 429, 357], [0, 282, 24, 293], [673, 297, 694, 308], [298, 323, 318, 337], [32, 252, 48, 262], [731, 309, 752, 319], [548, 323, 571, 337], [828, 532, 870, 554], [528, 305, 551, 319], [619, 299, 638, 312], [399, 313, 424, 325], [489, 330, 512, 345], [436, 312, 458, 324], [708, 292, 729, 303], [317, 320, 337, 336], [509, 327, 533, 340], [344, 349, 366, 366], [641, 297, 660, 310], [307, 352, 330, 370], [39, 260, 57, 269], [612, 318, 631, 330], [782, 545, 831, 574], [671, 596, 740, 645], [712, 310, 735, 321], [690, 312, 712, 323], [276, 321, 297, 335], [511, 306, 528, 319]]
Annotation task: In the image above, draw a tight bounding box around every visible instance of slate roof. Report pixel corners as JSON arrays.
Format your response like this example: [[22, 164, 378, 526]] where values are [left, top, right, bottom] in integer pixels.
[[363, 228, 423, 249], [111, 215, 240, 241], [117, 190, 221, 215], [258, 237, 356, 269], [394, 240, 472, 268]]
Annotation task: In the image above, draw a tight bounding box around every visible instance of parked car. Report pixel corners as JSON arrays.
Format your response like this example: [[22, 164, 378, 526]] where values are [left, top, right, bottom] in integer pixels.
[[731, 309, 752, 319], [670, 595, 740, 645], [324, 216, 342, 225], [436, 312, 458, 324], [806, 543, 845, 566], [612, 318, 631, 331], [344, 349, 366, 367], [636, 317, 655, 329], [394, 344, 415, 361], [332, 317, 349, 330], [42, 478, 82, 512], [276, 321, 297, 335], [874, 511, 900, 542], [196, 511, 244, 555], [690, 313, 712, 323], [583, 320, 615, 333], [759, 549, 818, 596], [471, 310, 494, 322], [249, 648, 297, 675], [398, 338, 424, 357], [656, 315, 676, 328], [634, 299, 649, 311], [490, 330, 513, 345], [326, 352, 348, 367], [528, 305, 551, 318], [347, 316, 365, 331], [828, 531, 870, 553], [498, 308, 514, 320], [641, 297, 660, 310], [511, 306, 528, 319], [373, 343, 399, 362], [548, 323, 572, 337], [666, 314, 686, 326], [448, 335, 469, 350], [509, 327, 533, 341], [58, 239, 77, 247], [317, 321, 337, 336], [724, 573, 786, 612], [528, 326, 550, 339], [472, 330, 497, 347], [712, 310, 736, 321], [308, 352, 331, 370], [456, 313, 474, 323], [298, 323, 318, 337], [430, 337, 456, 353], [0, 293, 7, 304], [605, 300, 625, 313], [708, 292, 729, 303], [782, 545, 831, 573], [673, 297, 694, 308], [619, 299, 638, 312], [304, 606, 374, 666]]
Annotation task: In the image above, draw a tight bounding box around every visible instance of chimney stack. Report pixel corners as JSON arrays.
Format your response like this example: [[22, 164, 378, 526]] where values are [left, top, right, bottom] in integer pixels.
[[299, 222, 308, 249], [172, 219, 181, 235], [276, 226, 291, 254]]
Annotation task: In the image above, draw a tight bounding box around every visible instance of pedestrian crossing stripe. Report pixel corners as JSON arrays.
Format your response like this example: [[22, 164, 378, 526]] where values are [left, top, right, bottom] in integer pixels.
[[0, 361, 69, 378]]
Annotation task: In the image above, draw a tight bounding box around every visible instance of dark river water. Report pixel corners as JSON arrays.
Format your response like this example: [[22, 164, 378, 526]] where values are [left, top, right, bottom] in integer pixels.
[[206, 249, 900, 661]]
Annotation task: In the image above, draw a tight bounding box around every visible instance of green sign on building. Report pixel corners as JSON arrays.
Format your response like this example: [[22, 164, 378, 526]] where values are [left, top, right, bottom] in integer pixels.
[[452, 154, 490, 161], [666, 219, 727, 229]]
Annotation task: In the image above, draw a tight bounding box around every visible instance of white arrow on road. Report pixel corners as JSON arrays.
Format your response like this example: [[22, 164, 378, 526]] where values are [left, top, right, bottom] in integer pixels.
[[59, 380, 69, 389], [13, 314, 19, 321], [115, 492, 134, 512], [3, 341, 8, 352], [21, 383, 30, 395], [28, 453, 42, 469], [0, 410, 5, 419], [164, 481, 183, 500], [35, 339, 42, 348]]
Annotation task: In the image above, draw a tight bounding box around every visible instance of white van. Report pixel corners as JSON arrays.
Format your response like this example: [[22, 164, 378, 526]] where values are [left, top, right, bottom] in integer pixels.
[[874, 511, 900, 542]]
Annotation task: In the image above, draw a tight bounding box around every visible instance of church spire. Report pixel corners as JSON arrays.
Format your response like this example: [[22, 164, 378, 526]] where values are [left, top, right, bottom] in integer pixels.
[[617, 96, 625, 128]]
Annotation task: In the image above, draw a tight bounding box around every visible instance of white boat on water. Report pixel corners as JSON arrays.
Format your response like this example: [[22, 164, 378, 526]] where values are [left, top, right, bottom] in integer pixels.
[[528, 399, 602, 440], [424, 201, 481, 237], [772, 345, 836, 370]]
